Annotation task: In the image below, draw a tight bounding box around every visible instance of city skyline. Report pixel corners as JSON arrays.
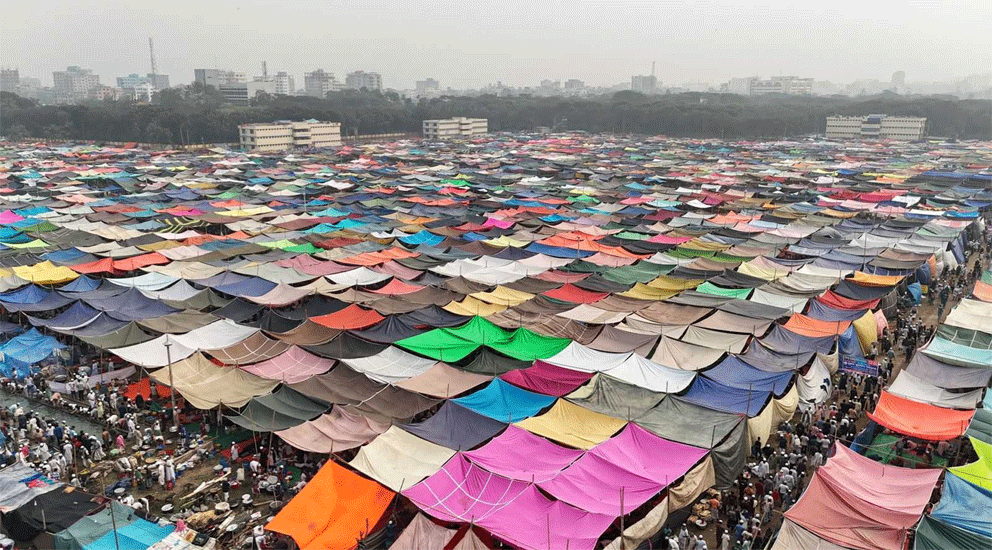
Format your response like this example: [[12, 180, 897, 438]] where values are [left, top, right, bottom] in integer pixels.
[[2, 0, 989, 90]]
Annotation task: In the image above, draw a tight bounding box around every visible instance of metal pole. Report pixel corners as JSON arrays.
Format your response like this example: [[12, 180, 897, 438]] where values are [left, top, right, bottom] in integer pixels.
[[165, 339, 178, 434], [109, 501, 121, 550]]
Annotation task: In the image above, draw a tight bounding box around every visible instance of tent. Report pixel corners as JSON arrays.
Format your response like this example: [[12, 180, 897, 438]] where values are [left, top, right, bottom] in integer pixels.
[[868, 391, 975, 441], [265, 460, 394, 550]]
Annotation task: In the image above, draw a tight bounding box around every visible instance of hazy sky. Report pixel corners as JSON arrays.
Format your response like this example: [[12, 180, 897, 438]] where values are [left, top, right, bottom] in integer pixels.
[[2, 0, 989, 89]]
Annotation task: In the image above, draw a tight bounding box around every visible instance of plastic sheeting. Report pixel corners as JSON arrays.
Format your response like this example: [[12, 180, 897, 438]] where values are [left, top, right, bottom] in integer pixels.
[[239, 345, 336, 383], [868, 391, 976, 441], [463, 425, 583, 482], [913, 516, 992, 550], [565, 373, 665, 419], [515, 399, 627, 449], [401, 401, 507, 451], [350, 426, 457, 491], [275, 407, 389, 453], [403, 455, 614, 550], [149, 353, 279, 409], [887, 370, 983, 408], [453, 379, 556, 422], [930, 472, 992, 538], [266, 459, 394, 550], [545, 342, 697, 392], [499, 360, 593, 396]]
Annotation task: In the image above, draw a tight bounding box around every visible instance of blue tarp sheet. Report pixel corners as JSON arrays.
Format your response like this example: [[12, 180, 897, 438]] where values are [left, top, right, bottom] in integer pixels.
[[28, 301, 101, 330], [930, 473, 992, 538], [807, 300, 867, 322], [83, 287, 179, 321], [0, 328, 67, 378], [452, 379, 556, 422], [922, 336, 992, 368], [679, 376, 771, 417], [702, 356, 794, 396], [761, 325, 835, 354], [84, 519, 173, 550], [838, 325, 864, 358]]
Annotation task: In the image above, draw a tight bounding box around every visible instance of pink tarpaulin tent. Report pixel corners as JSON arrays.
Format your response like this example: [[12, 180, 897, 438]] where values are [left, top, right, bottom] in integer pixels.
[[463, 425, 583, 482], [239, 345, 336, 383], [784, 444, 941, 550], [536, 424, 708, 515], [403, 455, 613, 550]]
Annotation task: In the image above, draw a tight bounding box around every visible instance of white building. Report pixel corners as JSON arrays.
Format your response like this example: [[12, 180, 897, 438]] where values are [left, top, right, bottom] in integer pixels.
[[274, 71, 295, 95], [631, 75, 657, 93], [345, 71, 383, 91], [53, 66, 100, 103], [825, 115, 926, 140], [304, 69, 340, 97], [725, 76, 812, 96], [219, 80, 277, 105], [422, 117, 488, 139], [194, 69, 247, 88], [239, 120, 342, 151]]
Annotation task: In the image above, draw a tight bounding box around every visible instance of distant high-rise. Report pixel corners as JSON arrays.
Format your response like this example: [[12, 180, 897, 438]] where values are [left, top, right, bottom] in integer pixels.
[[274, 71, 295, 95], [53, 66, 100, 103], [304, 69, 339, 97], [564, 79, 584, 90], [416, 78, 440, 93], [631, 75, 657, 93], [0, 69, 19, 93], [891, 71, 906, 88], [194, 69, 247, 89], [345, 71, 382, 91]]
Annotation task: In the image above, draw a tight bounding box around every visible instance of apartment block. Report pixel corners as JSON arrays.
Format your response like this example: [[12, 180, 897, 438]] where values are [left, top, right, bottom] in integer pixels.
[[239, 121, 342, 151], [825, 115, 926, 140], [422, 117, 488, 139]]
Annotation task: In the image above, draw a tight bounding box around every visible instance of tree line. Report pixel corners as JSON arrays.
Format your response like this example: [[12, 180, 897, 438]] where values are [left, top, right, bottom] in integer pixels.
[[1, 85, 989, 144]]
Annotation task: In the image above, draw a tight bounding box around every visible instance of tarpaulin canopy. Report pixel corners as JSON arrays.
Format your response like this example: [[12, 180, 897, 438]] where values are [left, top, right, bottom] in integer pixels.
[[387, 514, 456, 550], [453, 379, 556, 422], [930, 472, 992, 539], [545, 342, 697, 392], [536, 423, 707, 515], [905, 352, 992, 389], [868, 391, 975, 441], [403, 455, 614, 550], [0, 463, 61, 514], [887, 370, 983, 408], [149, 352, 279, 409], [395, 362, 492, 398], [680, 376, 771, 417], [914, 515, 992, 550], [340, 346, 438, 384], [702, 356, 794, 396], [1, 488, 101, 542], [499, 360, 593, 396], [463, 425, 583, 482], [400, 401, 507, 451], [227, 386, 328, 431], [53, 501, 139, 550], [950, 438, 992, 491], [350, 426, 457, 491], [265, 459, 394, 550], [239, 345, 336, 383], [566, 373, 664, 419], [514, 399, 627, 449], [111, 320, 258, 367], [83, 519, 173, 550], [276, 406, 389, 453], [784, 444, 940, 550], [397, 316, 570, 362]]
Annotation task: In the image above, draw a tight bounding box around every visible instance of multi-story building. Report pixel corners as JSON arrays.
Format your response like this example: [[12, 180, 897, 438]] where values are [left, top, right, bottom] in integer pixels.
[[1, 69, 19, 93], [303, 69, 339, 97], [117, 73, 170, 91], [564, 79, 584, 90], [416, 78, 440, 94], [53, 66, 101, 103], [194, 69, 247, 89], [749, 76, 814, 95], [148, 74, 170, 90], [117, 73, 148, 89], [274, 71, 294, 95], [422, 117, 488, 139], [345, 71, 382, 91], [238, 121, 342, 151], [825, 115, 926, 140], [219, 80, 277, 105], [631, 75, 657, 93]]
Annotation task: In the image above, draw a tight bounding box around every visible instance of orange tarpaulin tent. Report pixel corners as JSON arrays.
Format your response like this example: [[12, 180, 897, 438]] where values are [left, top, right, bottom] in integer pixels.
[[973, 281, 992, 303], [266, 459, 394, 550], [868, 391, 975, 442], [848, 271, 903, 287], [783, 314, 850, 337]]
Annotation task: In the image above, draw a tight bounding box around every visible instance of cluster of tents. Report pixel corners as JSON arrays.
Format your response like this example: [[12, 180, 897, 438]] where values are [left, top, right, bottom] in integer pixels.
[[0, 137, 991, 549], [774, 271, 992, 550]]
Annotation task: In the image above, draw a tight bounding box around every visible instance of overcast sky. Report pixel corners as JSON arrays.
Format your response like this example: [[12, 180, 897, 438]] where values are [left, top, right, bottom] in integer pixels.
[[2, 0, 989, 89]]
